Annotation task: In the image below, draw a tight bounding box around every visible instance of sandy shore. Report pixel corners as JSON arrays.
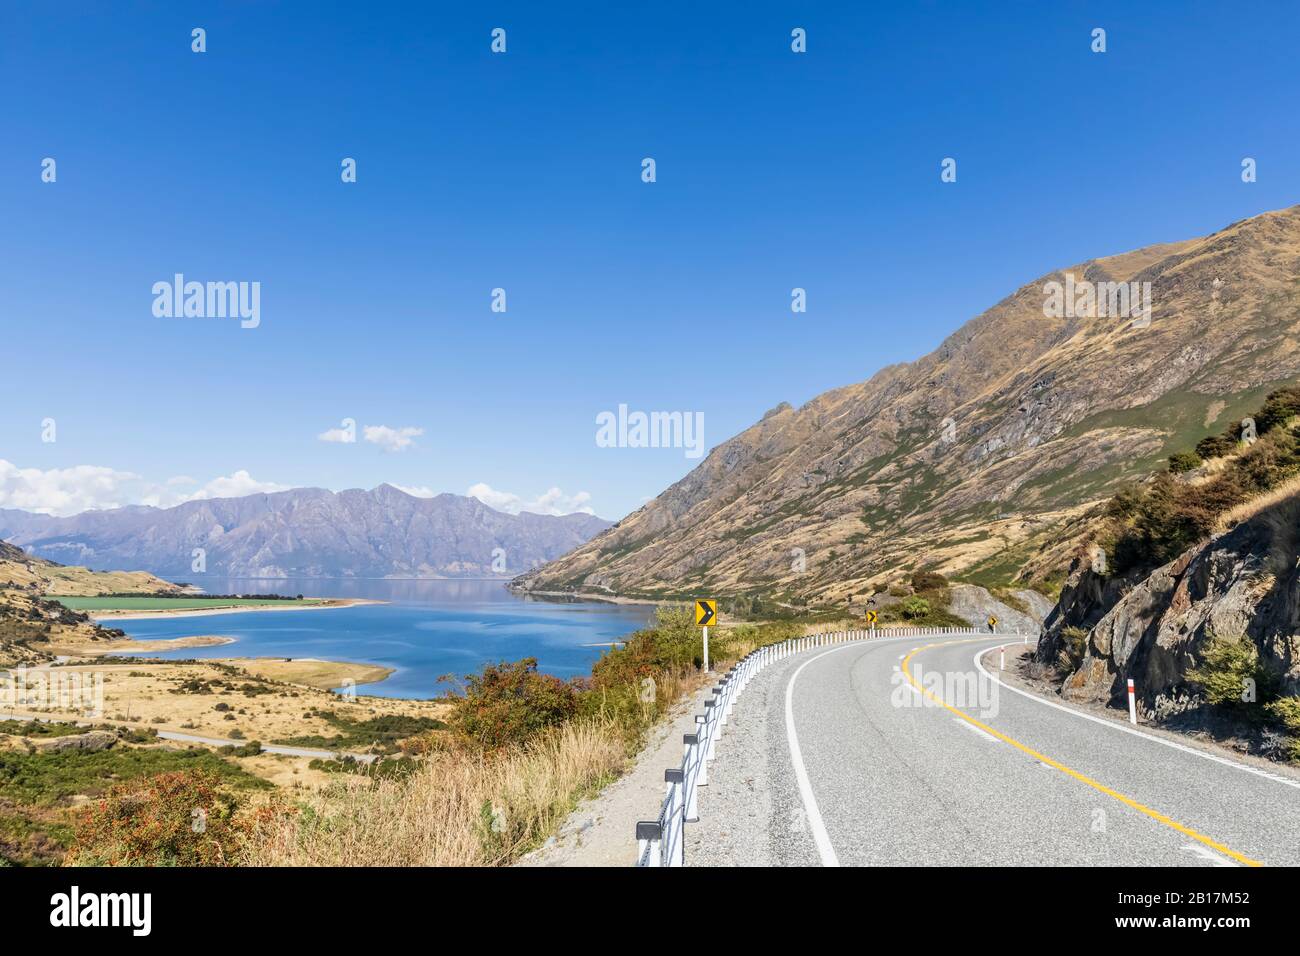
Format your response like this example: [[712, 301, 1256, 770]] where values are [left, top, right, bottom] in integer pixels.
[[222, 656, 395, 690], [92, 597, 384, 621], [50, 634, 237, 657]]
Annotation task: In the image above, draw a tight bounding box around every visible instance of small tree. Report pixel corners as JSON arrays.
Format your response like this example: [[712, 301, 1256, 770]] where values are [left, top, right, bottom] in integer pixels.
[[900, 597, 931, 620]]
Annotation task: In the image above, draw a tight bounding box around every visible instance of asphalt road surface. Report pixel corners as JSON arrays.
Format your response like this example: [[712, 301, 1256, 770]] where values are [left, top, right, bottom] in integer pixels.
[[688, 634, 1300, 866]]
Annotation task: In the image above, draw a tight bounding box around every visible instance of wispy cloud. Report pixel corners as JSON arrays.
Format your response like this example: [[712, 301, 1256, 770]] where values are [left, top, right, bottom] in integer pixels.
[[467, 482, 594, 516], [317, 425, 354, 443], [363, 425, 423, 452]]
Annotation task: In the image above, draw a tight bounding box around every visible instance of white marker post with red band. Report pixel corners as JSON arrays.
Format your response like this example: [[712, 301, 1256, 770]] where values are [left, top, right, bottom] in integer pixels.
[[1127, 678, 1137, 724]]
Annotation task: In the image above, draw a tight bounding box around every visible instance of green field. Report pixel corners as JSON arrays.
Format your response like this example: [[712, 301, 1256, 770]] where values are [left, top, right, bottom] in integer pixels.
[[49, 596, 326, 612]]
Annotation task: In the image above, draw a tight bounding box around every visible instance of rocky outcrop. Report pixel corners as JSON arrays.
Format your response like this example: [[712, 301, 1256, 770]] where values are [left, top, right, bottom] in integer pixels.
[[947, 584, 1045, 634], [38, 730, 117, 752], [1039, 493, 1300, 716]]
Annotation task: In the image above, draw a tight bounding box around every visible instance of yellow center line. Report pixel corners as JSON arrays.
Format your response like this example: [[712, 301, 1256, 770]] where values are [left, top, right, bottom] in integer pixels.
[[902, 641, 1263, 868]]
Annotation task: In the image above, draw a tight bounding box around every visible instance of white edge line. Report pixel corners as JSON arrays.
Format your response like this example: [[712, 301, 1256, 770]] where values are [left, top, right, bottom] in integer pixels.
[[951, 717, 999, 743], [782, 634, 975, 867], [785, 644, 862, 867], [973, 644, 1300, 791]]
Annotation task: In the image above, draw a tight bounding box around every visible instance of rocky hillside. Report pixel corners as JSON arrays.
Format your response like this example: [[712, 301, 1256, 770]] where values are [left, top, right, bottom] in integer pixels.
[[0, 541, 157, 664], [516, 204, 1300, 604], [0, 539, 178, 596], [0, 485, 611, 580], [1037, 488, 1300, 728]]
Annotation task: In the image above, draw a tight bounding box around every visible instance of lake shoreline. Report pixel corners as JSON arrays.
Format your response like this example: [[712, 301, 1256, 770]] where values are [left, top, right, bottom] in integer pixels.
[[91, 597, 385, 621]]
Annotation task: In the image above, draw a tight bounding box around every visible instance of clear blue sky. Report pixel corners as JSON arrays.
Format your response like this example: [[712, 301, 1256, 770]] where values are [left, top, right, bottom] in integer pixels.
[[3, 1, 1297, 518]]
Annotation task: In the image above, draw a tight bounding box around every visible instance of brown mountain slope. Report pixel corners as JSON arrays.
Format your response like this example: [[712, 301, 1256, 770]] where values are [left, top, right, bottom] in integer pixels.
[[516, 205, 1300, 604]]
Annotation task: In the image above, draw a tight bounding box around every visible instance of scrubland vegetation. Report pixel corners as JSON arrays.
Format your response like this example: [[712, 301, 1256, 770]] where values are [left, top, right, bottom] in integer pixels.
[[1096, 386, 1300, 575], [14, 606, 809, 868]]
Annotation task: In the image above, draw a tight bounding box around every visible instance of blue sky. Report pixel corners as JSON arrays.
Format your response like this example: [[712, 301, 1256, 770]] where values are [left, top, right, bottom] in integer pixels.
[[3, 1, 1297, 519]]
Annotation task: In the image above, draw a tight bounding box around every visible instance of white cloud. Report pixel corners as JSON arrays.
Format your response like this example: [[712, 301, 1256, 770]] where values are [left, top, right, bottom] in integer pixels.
[[392, 484, 436, 498], [182, 470, 291, 501], [363, 425, 423, 452], [467, 482, 595, 516], [318, 426, 354, 443], [0, 460, 140, 516], [0, 461, 290, 516]]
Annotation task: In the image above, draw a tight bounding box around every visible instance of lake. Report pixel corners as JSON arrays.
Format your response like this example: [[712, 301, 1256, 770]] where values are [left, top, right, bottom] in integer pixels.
[[105, 578, 655, 699]]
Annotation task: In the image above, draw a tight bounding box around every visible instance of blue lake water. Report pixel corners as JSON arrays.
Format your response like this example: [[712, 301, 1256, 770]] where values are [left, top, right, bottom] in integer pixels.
[[105, 578, 654, 699]]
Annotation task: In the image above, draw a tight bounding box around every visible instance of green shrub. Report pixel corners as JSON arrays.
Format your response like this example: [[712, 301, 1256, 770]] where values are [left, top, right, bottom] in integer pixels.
[[590, 606, 702, 689], [910, 570, 948, 593], [1186, 634, 1281, 716], [1195, 433, 1238, 460], [1060, 626, 1089, 669], [445, 658, 579, 751], [1255, 386, 1300, 435], [900, 597, 931, 620], [1265, 695, 1300, 735], [1167, 451, 1202, 474]]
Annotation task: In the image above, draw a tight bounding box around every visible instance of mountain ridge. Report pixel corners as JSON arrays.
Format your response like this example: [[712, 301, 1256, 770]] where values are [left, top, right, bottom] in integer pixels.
[[515, 204, 1300, 604], [0, 485, 611, 580]]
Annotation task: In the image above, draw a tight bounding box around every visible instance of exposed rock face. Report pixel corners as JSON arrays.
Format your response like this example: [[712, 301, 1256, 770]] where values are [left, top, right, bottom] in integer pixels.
[[0, 485, 612, 580], [517, 205, 1300, 600], [1038, 494, 1300, 715], [947, 584, 1044, 635], [38, 731, 117, 752]]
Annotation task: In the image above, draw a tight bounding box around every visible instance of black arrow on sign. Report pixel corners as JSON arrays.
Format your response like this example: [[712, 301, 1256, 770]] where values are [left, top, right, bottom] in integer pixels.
[[698, 602, 715, 626]]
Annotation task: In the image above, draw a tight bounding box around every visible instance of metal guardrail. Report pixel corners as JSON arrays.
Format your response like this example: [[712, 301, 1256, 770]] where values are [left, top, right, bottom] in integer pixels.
[[634, 625, 985, 866]]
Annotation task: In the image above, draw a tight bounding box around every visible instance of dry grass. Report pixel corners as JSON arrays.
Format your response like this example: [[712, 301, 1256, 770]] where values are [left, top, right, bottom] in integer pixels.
[[240, 718, 627, 867], [1213, 476, 1300, 534]]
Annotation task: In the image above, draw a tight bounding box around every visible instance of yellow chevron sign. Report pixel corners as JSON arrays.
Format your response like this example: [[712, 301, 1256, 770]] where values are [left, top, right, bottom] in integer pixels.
[[695, 600, 717, 626], [865, 610, 878, 625]]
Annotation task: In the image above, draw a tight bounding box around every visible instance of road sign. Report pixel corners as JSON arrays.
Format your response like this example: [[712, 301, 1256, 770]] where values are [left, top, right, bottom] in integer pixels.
[[865, 610, 878, 625], [988, 615, 998, 628], [695, 599, 717, 627]]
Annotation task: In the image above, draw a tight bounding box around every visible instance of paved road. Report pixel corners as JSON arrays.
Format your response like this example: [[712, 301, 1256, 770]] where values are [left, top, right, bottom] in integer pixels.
[[689, 634, 1300, 866]]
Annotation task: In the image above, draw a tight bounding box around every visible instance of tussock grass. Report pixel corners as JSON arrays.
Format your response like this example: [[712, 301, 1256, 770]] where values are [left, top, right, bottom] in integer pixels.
[[1213, 475, 1300, 534], [241, 718, 627, 867]]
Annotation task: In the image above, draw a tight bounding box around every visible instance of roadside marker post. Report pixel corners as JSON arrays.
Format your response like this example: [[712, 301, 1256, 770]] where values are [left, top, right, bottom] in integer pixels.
[[1127, 678, 1137, 724], [695, 600, 717, 672], [999, 645, 1005, 670]]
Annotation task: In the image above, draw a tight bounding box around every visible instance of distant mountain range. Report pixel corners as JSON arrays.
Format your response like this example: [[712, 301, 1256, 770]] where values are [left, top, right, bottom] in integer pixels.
[[515, 204, 1300, 602], [0, 485, 611, 580]]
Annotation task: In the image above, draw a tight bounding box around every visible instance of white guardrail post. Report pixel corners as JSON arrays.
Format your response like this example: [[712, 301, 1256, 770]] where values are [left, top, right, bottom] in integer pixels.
[[636, 623, 989, 863]]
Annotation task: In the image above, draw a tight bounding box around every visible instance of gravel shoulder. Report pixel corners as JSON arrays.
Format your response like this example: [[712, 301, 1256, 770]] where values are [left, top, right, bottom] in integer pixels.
[[518, 679, 717, 867]]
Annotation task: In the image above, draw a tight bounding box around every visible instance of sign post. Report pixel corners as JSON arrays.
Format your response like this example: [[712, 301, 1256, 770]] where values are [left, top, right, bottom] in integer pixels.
[[695, 600, 717, 672], [866, 609, 878, 636]]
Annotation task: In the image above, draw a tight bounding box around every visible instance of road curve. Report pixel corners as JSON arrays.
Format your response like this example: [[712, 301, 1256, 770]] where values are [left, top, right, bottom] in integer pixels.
[[688, 635, 1300, 866]]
